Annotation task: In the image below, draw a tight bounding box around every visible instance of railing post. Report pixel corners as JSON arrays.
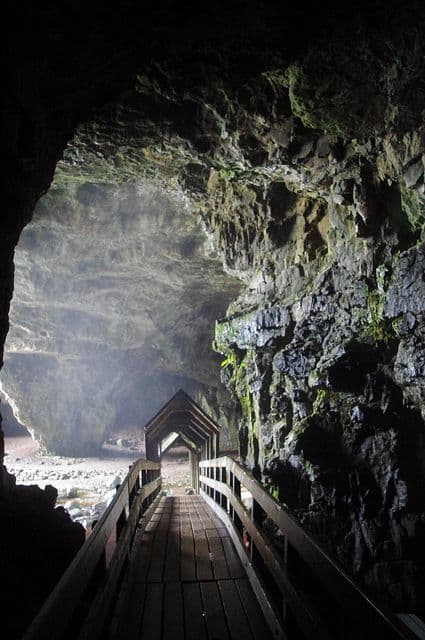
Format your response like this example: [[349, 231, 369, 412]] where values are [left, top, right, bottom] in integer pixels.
[[211, 465, 215, 499], [229, 470, 234, 519], [129, 465, 139, 508], [215, 465, 220, 504], [252, 498, 262, 526], [234, 475, 241, 499], [116, 502, 128, 541], [221, 467, 227, 511], [208, 466, 212, 498], [233, 474, 243, 537]]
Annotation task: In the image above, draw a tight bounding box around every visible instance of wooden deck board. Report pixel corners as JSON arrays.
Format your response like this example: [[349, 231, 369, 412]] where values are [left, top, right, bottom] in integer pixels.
[[194, 531, 214, 581], [183, 583, 207, 640], [109, 582, 146, 640], [107, 495, 271, 640], [221, 536, 246, 579], [219, 579, 254, 640], [181, 521, 197, 582], [163, 582, 184, 640], [147, 508, 171, 582], [235, 578, 270, 638], [140, 583, 163, 638], [132, 531, 156, 583], [164, 520, 181, 581], [200, 581, 230, 640], [207, 534, 231, 580]]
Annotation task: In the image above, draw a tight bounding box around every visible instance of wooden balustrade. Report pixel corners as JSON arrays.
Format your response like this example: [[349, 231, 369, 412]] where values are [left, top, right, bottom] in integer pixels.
[[23, 459, 161, 640], [199, 456, 417, 640]]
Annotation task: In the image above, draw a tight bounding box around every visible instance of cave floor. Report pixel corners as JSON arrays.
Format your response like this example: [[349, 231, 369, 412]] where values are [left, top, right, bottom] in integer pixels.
[[108, 495, 269, 639]]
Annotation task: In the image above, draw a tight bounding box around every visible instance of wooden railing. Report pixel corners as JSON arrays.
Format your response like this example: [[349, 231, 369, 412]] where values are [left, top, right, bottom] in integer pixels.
[[22, 459, 161, 640], [200, 456, 417, 640]]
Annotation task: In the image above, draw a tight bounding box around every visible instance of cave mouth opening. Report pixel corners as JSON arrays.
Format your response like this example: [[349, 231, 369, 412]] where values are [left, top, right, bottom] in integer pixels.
[[160, 442, 192, 493], [0, 177, 239, 461]]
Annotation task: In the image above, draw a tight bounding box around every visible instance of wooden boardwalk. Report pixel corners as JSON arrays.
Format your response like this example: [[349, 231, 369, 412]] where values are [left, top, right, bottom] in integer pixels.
[[108, 495, 270, 640], [22, 454, 416, 640]]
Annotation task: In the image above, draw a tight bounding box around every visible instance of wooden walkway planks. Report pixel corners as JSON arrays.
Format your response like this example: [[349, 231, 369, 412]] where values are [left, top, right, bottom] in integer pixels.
[[107, 495, 269, 640]]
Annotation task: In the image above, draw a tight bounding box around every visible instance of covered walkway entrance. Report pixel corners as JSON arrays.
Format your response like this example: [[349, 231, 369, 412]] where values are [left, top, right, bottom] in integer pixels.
[[144, 390, 220, 492]]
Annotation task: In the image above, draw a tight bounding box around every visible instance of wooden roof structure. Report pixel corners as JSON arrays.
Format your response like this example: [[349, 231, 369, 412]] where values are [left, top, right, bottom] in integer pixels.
[[143, 389, 221, 490]]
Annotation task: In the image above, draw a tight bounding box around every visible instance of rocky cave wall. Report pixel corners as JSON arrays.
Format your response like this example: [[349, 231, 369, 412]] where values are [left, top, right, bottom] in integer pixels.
[[1, 0, 425, 623], [208, 25, 425, 613]]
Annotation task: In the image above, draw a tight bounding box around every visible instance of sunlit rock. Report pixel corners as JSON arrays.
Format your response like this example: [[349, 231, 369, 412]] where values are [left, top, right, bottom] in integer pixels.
[[2, 181, 240, 454]]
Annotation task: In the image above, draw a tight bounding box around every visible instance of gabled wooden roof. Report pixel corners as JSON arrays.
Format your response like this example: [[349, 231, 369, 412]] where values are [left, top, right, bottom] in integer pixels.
[[144, 389, 220, 459]]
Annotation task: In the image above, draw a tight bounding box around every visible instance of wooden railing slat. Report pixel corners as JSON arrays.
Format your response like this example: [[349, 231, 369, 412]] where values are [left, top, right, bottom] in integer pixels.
[[199, 457, 417, 640], [22, 459, 161, 640], [201, 475, 333, 640]]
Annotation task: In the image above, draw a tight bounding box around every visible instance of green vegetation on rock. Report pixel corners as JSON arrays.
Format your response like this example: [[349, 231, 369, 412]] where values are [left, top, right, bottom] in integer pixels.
[[363, 289, 393, 343]]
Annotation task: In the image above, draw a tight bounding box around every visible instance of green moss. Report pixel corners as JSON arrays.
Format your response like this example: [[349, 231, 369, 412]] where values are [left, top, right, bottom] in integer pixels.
[[400, 184, 425, 232], [287, 29, 425, 140], [261, 69, 289, 90], [209, 161, 247, 183], [303, 459, 316, 475], [391, 316, 404, 336], [287, 65, 332, 133], [218, 167, 237, 181], [267, 483, 279, 500], [218, 342, 257, 437], [214, 320, 239, 356], [362, 289, 393, 343], [285, 416, 310, 444], [135, 73, 157, 95], [311, 389, 329, 415], [220, 352, 237, 368], [240, 388, 253, 421]]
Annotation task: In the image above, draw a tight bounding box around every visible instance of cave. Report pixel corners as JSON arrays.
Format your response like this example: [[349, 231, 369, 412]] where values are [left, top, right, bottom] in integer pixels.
[[2, 1, 425, 638]]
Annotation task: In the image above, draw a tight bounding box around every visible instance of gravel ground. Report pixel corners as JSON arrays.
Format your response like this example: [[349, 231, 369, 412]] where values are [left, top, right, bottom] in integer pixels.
[[4, 434, 192, 530]]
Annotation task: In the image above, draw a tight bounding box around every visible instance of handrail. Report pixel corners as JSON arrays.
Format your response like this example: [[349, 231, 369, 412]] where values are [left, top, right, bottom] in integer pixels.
[[23, 458, 161, 640], [200, 456, 418, 640]]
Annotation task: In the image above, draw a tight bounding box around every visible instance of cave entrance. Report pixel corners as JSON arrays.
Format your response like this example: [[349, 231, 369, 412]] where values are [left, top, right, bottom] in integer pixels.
[[1, 176, 239, 459], [159, 435, 192, 493]]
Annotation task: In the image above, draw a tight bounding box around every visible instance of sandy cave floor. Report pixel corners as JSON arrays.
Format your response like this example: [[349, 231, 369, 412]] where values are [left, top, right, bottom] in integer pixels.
[[4, 433, 193, 530]]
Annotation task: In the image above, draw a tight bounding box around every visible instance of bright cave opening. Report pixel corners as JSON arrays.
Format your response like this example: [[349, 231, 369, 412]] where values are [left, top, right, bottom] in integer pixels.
[[160, 442, 192, 493]]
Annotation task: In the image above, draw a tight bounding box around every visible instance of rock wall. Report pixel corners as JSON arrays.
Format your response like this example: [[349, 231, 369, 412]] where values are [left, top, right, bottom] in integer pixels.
[[0, 479, 85, 639], [209, 25, 425, 614]]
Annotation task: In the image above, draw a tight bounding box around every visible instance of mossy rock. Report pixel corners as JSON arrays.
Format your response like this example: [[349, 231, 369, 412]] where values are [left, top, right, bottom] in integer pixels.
[[287, 27, 425, 140]]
